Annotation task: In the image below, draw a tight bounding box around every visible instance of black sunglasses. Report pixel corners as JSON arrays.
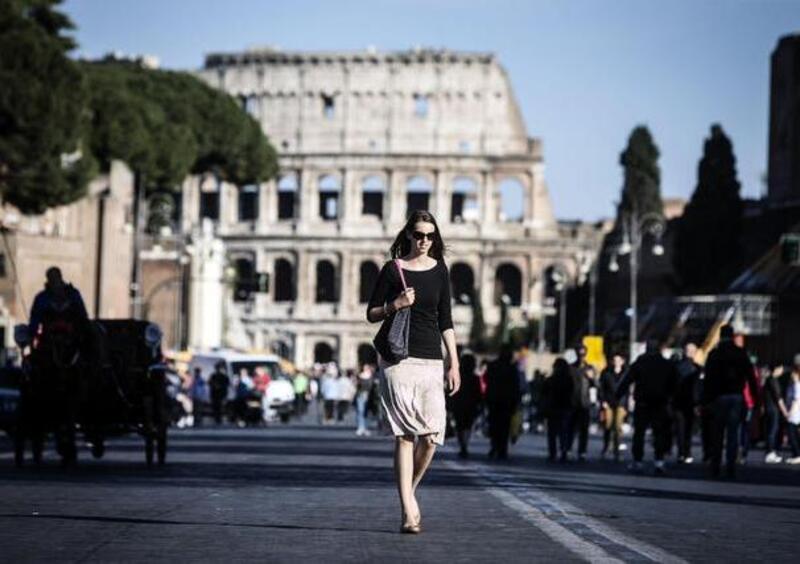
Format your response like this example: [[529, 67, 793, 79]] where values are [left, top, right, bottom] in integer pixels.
[[411, 230, 436, 241]]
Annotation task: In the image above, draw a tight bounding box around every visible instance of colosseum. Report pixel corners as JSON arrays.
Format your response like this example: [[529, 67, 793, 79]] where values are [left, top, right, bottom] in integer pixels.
[[182, 47, 601, 369]]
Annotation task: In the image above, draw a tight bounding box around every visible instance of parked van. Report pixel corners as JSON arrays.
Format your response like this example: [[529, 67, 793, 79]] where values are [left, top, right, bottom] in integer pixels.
[[188, 350, 295, 422]]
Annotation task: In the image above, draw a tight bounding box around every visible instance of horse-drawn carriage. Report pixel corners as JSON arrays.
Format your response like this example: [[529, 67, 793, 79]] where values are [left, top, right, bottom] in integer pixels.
[[13, 318, 171, 467]]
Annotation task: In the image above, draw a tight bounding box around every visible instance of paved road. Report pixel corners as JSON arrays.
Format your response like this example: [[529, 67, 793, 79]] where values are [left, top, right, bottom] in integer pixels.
[[1, 415, 798, 563]]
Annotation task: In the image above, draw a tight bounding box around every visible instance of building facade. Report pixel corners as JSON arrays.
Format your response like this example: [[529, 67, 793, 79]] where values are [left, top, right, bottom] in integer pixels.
[[188, 48, 600, 368], [0, 160, 134, 354], [768, 33, 800, 207]]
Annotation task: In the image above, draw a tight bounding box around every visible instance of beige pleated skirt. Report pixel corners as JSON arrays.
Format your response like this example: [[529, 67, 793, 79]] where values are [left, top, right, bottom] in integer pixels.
[[378, 356, 446, 445]]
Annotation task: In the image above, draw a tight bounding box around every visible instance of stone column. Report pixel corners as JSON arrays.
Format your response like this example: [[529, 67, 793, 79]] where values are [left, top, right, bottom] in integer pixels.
[[295, 250, 312, 317], [298, 168, 314, 233], [479, 171, 496, 235], [187, 230, 225, 349], [434, 170, 450, 225], [387, 169, 406, 229], [181, 176, 199, 232], [258, 179, 274, 231]]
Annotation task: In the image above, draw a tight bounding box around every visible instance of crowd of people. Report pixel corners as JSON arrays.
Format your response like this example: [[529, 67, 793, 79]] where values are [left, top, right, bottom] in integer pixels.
[[163, 325, 800, 482], [445, 323, 800, 479]]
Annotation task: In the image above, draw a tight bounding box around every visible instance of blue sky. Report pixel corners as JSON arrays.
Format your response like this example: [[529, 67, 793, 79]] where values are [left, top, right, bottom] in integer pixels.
[[63, 0, 800, 220]]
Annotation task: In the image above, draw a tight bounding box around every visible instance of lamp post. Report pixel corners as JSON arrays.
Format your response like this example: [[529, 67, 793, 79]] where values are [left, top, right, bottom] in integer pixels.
[[609, 208, 665, 361], [536, 266, 569, 353], [551, 270, 567, 353]]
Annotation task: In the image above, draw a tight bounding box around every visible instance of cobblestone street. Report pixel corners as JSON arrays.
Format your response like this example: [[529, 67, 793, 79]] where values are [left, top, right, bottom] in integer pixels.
[[1, 417, 798, 563]]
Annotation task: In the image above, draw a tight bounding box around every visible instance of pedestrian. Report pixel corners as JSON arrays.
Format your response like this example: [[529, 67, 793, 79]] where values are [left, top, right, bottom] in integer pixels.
[[366, 210, 460, 534], [355, 364, 374, 436], [782, 356, 800, 464], [209, 362, 230, 425], [701, 325, 759, 479], [336, 369, 356, 422], [448, 352, 481, 458], [542, 358, 574, 462], [529, 369, 546, 433], [673, 342, 702, 464], [599, 352, 628, 461], [293, 371, 310, 417], [763, 365, 788, 463], [320, 364, 338, 424], [485, 344, 522, 460], [616, 340, 678, 475], [568, 345, 595, 461], [190, 367, 209, 427]]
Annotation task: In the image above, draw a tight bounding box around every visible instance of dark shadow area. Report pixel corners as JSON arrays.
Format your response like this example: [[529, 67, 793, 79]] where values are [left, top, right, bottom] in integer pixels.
[[0, 513, 398, 535]]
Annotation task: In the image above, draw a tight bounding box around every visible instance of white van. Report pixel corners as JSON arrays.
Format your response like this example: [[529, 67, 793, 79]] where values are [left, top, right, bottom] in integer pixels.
[[188, 350, 295, 422]]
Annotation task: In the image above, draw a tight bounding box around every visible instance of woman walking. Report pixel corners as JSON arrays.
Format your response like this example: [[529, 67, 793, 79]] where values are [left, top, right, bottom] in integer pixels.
[[367, 210, 460, 534]]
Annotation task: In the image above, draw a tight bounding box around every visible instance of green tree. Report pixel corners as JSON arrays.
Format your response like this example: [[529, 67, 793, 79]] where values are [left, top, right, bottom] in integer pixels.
[[81, 59, 278, 191], [617, 126, 663, 221], [0, 0, 95, 214], [674, 124, 743, 291]]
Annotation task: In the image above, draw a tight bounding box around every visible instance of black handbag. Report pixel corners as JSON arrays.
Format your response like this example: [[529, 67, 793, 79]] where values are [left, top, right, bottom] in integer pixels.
[[374, 260, 410, 364]]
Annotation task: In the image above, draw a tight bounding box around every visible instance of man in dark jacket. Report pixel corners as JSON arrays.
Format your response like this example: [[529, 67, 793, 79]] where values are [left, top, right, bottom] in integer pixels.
[[673, 342, 702, 464], [486, 345, 522, 460], [209, 362, 231, 425], [568, 345, 595, 461], [542, 358, 574, 462], [617, 340, 678, 475], [701, 325, 759, 479]]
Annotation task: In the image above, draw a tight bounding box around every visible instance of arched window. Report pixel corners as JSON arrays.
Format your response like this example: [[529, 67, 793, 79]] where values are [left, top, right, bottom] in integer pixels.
[[451, 177, 479, 223], [233, 255, 256, 302], [406, 175, 432, 217], [238, 184, 259, 222], [277, 174, 298, 220], [359, 261, 380, 303], [315, 260, 338, 303], [498, 178, 525, 222], [319, 174, 341, 220], [357, 343, 378, 367], [450, 262, 476, 305], [199, 176, 220, 221], [314, 342, 335, 363], [495, 263, 522, 306], [274, 258, 295, 302], [362, 175, 386, 219]]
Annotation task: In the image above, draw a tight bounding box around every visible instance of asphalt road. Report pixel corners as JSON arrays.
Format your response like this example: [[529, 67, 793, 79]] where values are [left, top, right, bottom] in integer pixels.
[[1, 411, 798, 563]]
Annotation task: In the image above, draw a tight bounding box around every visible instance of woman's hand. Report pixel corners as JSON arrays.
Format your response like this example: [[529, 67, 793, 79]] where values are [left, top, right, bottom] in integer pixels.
[[447, 365, 461, 397], [393, 288, 415, 310]]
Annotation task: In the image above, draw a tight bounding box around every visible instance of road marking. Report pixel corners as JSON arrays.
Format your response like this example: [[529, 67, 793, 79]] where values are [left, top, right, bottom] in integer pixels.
[[446, 460, 687, 564]]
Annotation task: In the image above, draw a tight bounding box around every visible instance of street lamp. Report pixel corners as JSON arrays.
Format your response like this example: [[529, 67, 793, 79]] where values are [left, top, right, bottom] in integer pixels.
[[608, 208, 666, 361]]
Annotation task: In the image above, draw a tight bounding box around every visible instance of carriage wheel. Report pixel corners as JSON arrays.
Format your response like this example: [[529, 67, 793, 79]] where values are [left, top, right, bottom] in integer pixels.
[[14, 435, 24, 468], [156, 428, 167, 465], [32, 435, 43, 464], [91, 439, 105, 459], [145, 436, 154, 466]]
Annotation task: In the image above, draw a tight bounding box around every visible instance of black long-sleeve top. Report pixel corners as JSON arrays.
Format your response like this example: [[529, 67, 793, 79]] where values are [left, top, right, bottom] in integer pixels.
[[367, 260, 453, 360], [701, 342, 759, 405], [599, 367, 628, 408]]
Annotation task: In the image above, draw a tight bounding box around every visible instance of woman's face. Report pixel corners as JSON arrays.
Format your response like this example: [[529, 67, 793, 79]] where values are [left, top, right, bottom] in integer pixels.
[[407, 221, 436, 256]]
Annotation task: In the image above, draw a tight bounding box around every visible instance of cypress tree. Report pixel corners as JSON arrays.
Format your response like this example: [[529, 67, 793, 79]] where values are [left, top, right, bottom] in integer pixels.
[[675, 124, 743, 291], [617, 126, 663, 221]]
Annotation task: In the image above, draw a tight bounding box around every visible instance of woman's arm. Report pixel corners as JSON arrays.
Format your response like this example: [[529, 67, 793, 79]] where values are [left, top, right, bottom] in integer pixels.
[[442, 328, 460, 395]]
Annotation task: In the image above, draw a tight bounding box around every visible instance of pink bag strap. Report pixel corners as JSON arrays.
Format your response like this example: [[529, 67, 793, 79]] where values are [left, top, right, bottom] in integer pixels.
[[393, 259, 408, 290]]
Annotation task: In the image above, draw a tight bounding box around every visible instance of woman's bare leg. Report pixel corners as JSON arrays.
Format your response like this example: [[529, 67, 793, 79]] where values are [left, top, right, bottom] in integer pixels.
[[394, 436, 417, 525], [412, 437, 437, 492]]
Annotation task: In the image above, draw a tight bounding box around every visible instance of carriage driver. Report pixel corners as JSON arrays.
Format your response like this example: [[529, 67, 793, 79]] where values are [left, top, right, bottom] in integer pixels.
[[29, 266, 88, 342]]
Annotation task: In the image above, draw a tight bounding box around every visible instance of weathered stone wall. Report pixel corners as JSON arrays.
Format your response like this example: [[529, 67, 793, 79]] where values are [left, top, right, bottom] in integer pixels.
[[189, 48, 601, 369]]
